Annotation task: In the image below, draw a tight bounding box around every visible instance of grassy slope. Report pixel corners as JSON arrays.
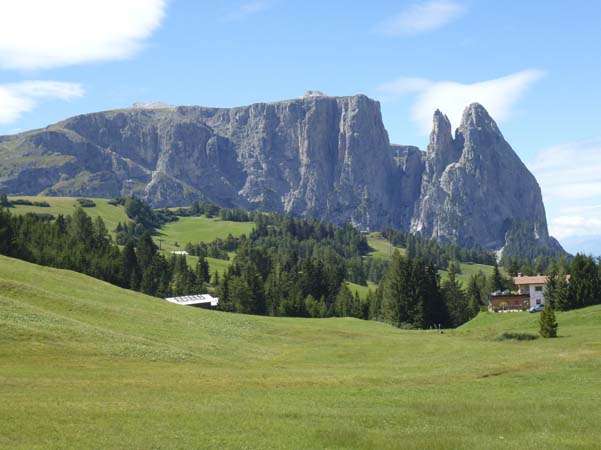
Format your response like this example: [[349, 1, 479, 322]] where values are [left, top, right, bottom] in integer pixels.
[[439, 262, 496, 284], [6, 197, 253, 275], [158, 216, 254, 252], [7, 196, 128, 235], [368, 232, 497, 285], [347, 281, 377, 299], [367, 232, 406, 259], [158, 215, 254, 275], [1, 255, 600, 449]]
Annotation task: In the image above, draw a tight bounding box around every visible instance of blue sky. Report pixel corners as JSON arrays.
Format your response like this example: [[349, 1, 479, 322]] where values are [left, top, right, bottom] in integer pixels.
[[0, 0, 599, 255]]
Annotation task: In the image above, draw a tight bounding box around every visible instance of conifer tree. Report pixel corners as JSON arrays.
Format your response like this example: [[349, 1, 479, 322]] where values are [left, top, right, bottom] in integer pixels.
[[539, 300, 558, 338], [488, 263, 505, 292], [442, 265, 469, 327], [0, 207, 14, 255], [0, 193, 11, 207], [121, 239, 139, 288], [351, 291, 363, 318], [196, 256, 210, 285], [335, 283, 354, 317]]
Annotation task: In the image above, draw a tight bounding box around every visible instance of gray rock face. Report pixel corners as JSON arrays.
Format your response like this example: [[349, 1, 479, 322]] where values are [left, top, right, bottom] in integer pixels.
[[0, 95, 563, 253], [411, 103, 558, 251]]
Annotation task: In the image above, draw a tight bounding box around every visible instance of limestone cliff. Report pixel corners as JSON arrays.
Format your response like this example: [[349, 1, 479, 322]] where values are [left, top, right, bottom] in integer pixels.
[[0, 95, 563, 254]]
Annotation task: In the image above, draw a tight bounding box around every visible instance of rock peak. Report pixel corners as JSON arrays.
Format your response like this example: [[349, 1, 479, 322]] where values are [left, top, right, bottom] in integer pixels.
[[459, 102, 500, 134], [430, 109, 453, 150]]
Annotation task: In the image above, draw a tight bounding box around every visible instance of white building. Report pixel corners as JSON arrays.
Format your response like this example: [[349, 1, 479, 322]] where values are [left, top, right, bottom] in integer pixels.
[[513, 275, 550, 309], [165, 294, 219, 309]]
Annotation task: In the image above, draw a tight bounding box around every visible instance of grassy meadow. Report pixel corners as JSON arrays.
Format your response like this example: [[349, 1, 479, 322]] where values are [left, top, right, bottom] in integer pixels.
[[1, 255, 600, 449], [439, 261, 496, 284], [158, 215, 254, 252], [367, 232, 406, 259], [5, 196, 254, 275], [6, 196, 128, 234]]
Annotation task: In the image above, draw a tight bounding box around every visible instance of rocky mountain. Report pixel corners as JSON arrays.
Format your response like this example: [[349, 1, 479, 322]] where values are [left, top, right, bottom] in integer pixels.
[[0, 92, 563, 255], [411, 104, 562, 253]]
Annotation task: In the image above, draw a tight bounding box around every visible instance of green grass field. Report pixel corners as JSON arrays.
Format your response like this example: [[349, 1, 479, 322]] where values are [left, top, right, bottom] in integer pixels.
[[1, 255, 600, 449], [6, 196, 128, 235], [157, 215, 254, 275], [367, 232, 406, 258], [347, 281, 377, 299], [5, 197, 253, 275], [158, 215, 254, 252], [439, 262, 496, 284], [158, 251, 232, 276]]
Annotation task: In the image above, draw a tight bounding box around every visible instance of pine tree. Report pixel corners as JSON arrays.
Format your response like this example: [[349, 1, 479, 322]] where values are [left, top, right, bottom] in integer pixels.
[[488, 263, 505, 292], [196, 256, 210, 285], [121, 240, 139, 289], [539, 301, 558, 338], [380, 250, 406, 325], [0, 193, 11, 207], [466, 271, 487, 318], [136, 232, 157, 269], [0, 207, 14, 255], [442, 265, 469, 327], [334, 283, 354, 317], [351, 291, 363, 318]]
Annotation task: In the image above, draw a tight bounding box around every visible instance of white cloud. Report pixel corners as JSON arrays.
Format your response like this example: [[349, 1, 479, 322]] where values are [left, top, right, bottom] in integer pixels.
[[378, 70, 545, 134], [528, 138, 601, 242], [549, 209, 601, 241], [0, 0, 167, 70], [223, 0, 271, 22], [0, 81, 84, 124], [529, 138, 601, 201], [376, 0, 465, 36]]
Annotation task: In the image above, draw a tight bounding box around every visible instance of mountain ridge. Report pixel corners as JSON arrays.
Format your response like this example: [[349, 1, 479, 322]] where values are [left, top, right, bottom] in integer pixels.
[[0, 93, 564, 256]]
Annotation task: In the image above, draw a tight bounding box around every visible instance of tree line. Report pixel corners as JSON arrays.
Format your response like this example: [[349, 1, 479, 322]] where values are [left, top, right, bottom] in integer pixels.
[[382, 228, 497, 269], [0, 207, 210, 298], [2, 197, 599, 330]]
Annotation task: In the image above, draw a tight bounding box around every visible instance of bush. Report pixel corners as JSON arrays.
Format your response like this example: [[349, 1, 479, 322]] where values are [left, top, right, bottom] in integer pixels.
[[539, 302, 558, 338], [32, 201, 50, 207], [108, 197, 127, 206], [11, 199, 33, 206], [76, 198, 96, 208], [496, 332, 539, 341]]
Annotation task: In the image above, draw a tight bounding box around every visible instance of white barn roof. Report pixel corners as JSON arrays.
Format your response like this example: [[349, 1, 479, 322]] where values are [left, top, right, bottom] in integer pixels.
[[165, 294, 219, 307]]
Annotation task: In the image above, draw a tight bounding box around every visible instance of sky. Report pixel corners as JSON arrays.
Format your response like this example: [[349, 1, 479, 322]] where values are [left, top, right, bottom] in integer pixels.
[[0, 0, 599, 255]]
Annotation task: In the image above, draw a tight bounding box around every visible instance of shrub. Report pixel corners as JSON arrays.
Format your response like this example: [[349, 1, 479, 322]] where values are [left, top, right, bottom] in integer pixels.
[[539, 302, 558, 338], [11, 199, 33, 206], [496, 332, 539, 341], [76, 198, 96, 208], [108, 198, 125, 207], [32, 201, 50, 207]]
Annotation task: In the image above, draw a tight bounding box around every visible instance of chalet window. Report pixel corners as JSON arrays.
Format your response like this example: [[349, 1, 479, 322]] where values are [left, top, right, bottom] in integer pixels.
[[536, 299, 542, 305], [535, 286, 543, 292]]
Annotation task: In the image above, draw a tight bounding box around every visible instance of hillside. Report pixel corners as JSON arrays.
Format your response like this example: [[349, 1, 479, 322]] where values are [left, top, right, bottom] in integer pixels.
[[1, 255, 600, 449], [5, 196, 254, 275], [7, 196, 128, 235], [3, 198, 498, 289]]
